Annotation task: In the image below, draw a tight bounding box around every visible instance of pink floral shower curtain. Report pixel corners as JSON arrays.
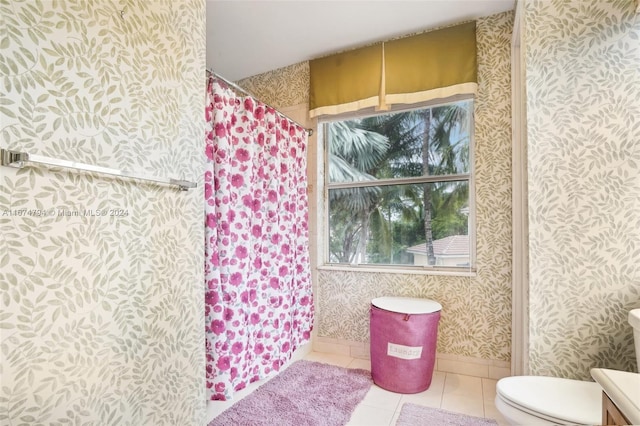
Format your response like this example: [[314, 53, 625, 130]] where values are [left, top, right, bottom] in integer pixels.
[[204, 77, 314, 401]]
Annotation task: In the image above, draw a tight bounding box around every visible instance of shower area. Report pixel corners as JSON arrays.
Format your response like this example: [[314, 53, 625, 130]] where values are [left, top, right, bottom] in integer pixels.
[[204, 73, 315, 401]]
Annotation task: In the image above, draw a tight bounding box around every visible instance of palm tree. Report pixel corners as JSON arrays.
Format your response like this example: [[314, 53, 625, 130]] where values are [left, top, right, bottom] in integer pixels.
[[326, 101, 471, 265], [422, 108, 436, 264], [327, 121, 389, 263], [362, 103, 470, 265], [327, 118, 425, 263], [421, 102, 471, 265]]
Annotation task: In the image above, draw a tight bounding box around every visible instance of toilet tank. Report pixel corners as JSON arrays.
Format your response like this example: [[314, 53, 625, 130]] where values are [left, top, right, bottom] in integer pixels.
[[629, 309, 640, 372]]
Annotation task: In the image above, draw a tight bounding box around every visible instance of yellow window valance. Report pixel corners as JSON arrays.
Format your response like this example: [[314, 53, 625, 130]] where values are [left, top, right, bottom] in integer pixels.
[[309, 43, 383, 118], [309, 21, 477, 118]]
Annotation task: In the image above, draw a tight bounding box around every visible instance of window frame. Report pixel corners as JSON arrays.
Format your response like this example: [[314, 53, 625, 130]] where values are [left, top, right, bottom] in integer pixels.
[[319, 97, 477, 275]]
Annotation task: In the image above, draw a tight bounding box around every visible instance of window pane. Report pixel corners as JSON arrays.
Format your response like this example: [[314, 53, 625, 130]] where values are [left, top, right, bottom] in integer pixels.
[[327, 100, 472, 184], [328, 181, 469, 266]]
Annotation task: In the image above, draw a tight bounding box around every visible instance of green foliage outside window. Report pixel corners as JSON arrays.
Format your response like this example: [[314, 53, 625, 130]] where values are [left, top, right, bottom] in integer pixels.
[[325, 100, 473, 268]]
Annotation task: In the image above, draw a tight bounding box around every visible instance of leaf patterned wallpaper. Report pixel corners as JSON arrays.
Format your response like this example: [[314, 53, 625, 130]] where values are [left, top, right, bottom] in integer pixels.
[[241, 11, 515, 363], [1, 1, 206, 424], [525, 0, 640, 379], [238, 62, 309, 109]]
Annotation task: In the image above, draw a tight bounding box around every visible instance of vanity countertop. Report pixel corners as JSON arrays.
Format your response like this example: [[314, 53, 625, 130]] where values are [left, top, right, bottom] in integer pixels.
[[591, 368, 640, 425]]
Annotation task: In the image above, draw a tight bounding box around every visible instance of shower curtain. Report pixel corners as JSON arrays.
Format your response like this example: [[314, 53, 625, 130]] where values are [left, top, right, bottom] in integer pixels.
[[204, 77, 314, 401]]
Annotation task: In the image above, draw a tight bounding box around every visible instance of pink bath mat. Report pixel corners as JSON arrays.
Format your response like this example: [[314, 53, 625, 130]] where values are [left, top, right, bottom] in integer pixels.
[[208, 360, 372, 426]]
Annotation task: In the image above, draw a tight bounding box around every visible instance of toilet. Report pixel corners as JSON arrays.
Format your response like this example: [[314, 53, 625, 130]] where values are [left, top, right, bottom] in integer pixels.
[[495, 309, 640, 425]]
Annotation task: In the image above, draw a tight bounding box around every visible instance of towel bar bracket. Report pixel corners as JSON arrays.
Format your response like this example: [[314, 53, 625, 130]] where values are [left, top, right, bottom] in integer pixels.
[[1, 149, 28, 168]]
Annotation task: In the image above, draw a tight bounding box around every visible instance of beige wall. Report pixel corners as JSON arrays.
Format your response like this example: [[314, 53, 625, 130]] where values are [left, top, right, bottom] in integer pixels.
[[240, 11, 514, 364], [525, 0, 640, 379], [0, 1, 206, 423]]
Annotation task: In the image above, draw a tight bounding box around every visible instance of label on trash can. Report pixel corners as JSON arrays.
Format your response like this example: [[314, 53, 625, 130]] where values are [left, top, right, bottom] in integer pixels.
[[387, 343, 423, 360]]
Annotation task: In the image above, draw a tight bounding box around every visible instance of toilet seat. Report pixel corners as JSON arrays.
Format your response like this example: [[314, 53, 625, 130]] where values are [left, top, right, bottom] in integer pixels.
[[496, 376, 601, 425]]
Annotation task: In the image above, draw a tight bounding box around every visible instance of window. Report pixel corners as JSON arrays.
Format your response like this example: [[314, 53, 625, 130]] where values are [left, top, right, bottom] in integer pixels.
[[323, 99, 474, 271]]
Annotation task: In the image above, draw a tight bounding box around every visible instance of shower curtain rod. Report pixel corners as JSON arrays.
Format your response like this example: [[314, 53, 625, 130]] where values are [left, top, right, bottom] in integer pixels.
[[207, 69, 313, 136]]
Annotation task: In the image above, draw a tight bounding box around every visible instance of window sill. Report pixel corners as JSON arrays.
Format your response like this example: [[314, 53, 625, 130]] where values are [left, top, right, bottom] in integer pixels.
[[317, 264, 477, 277]]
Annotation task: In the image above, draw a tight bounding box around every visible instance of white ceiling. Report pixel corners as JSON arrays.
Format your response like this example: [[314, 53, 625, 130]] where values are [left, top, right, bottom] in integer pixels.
[[207, 0, 515, 82]]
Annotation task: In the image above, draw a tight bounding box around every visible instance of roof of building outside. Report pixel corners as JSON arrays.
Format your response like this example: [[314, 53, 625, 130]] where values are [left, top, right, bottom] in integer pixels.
[[406, 235, 469, 256]]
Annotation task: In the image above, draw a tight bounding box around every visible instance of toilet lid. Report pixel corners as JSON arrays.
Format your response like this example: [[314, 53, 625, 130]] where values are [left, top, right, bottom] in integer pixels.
[[496, 376, 601, 425]]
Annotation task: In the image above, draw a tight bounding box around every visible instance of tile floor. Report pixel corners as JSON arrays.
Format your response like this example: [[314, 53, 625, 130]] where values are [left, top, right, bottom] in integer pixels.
[[303, 351, 509, 426], [206, 351, 509, 425]]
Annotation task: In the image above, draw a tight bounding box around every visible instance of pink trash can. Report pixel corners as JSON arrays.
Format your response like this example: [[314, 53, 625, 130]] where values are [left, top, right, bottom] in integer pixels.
[[370, 297, 442, 394]]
